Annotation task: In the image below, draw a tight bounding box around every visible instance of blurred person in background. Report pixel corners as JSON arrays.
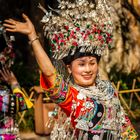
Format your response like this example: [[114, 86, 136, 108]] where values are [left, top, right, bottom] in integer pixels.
[[0, 22, 33, 140]]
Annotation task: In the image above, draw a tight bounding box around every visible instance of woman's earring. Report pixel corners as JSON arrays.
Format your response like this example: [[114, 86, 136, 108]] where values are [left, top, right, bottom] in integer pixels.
[[95, 72, 100, 84], [66, 74, 71, 83]]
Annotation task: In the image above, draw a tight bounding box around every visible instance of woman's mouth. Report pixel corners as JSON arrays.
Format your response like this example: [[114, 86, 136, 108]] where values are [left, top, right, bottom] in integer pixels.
[[82, 75, 92, 80]]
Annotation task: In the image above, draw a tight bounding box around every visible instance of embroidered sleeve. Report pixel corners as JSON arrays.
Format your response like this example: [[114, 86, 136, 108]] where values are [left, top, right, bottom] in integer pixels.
[[12, 88, 33, 109], [0, 94, 9, 113], [0, 88, 33, 114], [120, 107, 138, 139], [8, 94, 28, 114], [40, 72, 69, 104]]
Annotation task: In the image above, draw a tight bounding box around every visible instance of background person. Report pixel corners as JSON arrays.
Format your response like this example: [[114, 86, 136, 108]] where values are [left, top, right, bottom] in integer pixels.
[[0, 67, 33, 140]]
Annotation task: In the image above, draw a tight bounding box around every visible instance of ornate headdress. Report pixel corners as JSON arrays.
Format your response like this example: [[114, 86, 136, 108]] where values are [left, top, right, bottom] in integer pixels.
[[39, 0, 115, 60]]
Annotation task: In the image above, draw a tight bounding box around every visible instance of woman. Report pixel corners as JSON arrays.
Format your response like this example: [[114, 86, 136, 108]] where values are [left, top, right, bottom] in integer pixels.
[[0, 67, 33, 140], [3, 0, 138, 139]]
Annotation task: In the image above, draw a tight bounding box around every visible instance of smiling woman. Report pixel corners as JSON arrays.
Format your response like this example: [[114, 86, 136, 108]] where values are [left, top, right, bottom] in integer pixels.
[[67, 56, 98, 87]]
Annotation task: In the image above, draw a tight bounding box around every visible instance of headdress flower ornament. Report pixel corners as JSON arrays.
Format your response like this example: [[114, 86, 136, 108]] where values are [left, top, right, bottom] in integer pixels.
[[0, 21, 15, 67], [39, 0, 115, 60]]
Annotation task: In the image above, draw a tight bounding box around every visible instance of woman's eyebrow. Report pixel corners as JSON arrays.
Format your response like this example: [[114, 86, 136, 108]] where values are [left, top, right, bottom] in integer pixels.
[[77, 58, 96, 62], [90, 59, 96, 62], [77, 59, 85, 62]]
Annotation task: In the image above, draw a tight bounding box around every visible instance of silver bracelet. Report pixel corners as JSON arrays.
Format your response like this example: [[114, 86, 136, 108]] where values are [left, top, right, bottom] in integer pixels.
[[29, 36, 39, 45]]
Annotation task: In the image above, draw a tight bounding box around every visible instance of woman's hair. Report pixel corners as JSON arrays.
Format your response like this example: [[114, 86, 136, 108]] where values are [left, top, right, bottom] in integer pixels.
[[62, 48, 101, 65]]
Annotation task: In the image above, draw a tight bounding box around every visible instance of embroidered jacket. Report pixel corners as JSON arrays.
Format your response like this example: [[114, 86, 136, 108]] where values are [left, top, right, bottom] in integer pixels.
[[40, 73, 138, 140], [0, 87, 33, 140]]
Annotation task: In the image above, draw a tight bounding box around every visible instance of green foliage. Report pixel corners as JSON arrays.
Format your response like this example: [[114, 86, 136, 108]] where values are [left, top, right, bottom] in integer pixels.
[[109, 68, 140, 90], [11, 60, 40, 90], [17, 108, 35, 131]]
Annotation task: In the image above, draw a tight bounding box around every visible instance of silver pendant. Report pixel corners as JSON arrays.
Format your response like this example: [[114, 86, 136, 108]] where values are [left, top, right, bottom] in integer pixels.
[[75, 119, 89, 131], [92, 135, 100, 140], [88, 121, 94, 127], [83, 132, 88, 140]]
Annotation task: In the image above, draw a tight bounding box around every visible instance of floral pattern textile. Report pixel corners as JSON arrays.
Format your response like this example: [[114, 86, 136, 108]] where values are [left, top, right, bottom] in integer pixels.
[[40, 73, 138, 140], [0, 88, 33, 140]]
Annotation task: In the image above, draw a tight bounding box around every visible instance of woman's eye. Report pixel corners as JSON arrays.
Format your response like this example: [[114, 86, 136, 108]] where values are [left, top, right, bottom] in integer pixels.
[[79, 63, 85, 66], [90, 62, 95, 65]]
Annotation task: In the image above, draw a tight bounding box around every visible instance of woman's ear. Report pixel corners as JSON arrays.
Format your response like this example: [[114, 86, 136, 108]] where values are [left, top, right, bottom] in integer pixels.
[[66, 65, 72, 74]]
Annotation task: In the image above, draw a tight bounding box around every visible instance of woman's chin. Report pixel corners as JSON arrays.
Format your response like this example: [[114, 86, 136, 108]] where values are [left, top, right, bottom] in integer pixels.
[[77, 81, 95, 87]]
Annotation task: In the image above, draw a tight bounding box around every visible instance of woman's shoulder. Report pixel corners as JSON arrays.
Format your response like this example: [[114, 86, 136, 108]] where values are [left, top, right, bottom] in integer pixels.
[[97, 79, 115, 91], [96, 79, 117, 99]]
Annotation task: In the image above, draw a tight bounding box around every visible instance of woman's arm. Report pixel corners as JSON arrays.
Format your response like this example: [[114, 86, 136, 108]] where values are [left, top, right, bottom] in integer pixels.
[[3, 14, 56, 86], [120, 106, 138, 139]]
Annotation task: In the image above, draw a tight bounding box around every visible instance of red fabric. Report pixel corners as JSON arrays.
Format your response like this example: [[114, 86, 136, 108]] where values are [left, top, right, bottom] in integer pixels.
[[59, 87, 84, 127], [40, 73, 84, 127], [40, 73, 51, 90], [59, 87, 77, 115]]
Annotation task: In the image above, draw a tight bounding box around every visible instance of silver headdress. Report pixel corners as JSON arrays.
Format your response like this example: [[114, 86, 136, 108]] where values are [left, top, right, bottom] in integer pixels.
[[39, 0, 115, 60]]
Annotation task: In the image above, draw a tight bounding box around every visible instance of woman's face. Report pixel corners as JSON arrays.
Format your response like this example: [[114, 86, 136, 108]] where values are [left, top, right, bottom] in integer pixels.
[[67, 56, 99, 87]]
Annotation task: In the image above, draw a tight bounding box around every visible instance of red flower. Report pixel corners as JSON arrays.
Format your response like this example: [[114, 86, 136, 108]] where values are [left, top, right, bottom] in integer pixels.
[[76, 27, 80, 31], [73, 35, 76, 39], [70, 31, 74, 36], [53, 34, 59, 43], [97, 29, 101, 34], [59, 39, 66, 45], [51, 44, 55, 50], [106, 33, 111, 37], [72, 41, 78, 46], [64, 25, 69, 31], [102, 24, 105, 27], [54, 34, 58, 39], [92, 28, 97, 33], [70, 31, 77, 39], [58, 46, 61, 49], [86, 30, 90, 35], [98, 35, 103, 40], [83, 34, 88, 40], [101, 40, 104, 44], [59, 33, 64, 38], [106, 38, 112, 43]]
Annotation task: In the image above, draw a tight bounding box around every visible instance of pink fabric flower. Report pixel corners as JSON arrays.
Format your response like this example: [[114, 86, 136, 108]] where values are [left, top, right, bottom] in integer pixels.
[[64, 25, 69, 31], [72, 41, 78, 46]]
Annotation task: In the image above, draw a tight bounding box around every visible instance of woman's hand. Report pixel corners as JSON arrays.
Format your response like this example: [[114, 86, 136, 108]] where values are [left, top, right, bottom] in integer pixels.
[[3, 13, 37, 41], [3, 13, 56, 86], [0, 67, 19, 86]]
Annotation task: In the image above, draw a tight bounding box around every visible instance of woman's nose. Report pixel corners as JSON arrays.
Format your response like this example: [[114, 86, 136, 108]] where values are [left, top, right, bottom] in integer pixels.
[[85, 64, 91, 72]]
